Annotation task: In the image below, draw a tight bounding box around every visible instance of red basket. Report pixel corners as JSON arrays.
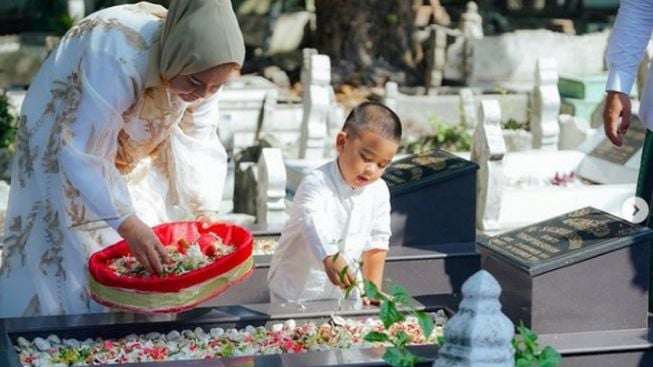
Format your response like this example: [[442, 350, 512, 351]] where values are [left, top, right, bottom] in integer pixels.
[[88, 221, 254, 313]]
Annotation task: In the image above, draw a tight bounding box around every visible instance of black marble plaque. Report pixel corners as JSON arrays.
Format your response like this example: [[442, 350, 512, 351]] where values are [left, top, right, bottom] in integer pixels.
[[480, 207, 644, 275], [589, 117, 646, 165], [382, 150, 477, 195]]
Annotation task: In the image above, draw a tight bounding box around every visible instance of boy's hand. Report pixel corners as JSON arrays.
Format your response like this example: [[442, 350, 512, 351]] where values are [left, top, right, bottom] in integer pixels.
[[323, 253, 356, 289]]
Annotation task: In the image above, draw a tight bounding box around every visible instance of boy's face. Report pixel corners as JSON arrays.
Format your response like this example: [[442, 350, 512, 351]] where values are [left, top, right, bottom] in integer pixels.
[[336, 129, 399, 188]]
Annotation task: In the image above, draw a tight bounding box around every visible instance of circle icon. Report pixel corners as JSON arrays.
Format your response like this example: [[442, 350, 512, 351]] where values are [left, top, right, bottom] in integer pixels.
[[622, 197, 649, 224]]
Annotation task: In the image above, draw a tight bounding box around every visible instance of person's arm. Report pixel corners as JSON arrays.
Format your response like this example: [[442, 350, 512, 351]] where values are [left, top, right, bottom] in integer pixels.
[[56, 49, 166, 274], [295, 175, 356, 288], [361, 183, 392, 290], [604, 0, 653, 145]]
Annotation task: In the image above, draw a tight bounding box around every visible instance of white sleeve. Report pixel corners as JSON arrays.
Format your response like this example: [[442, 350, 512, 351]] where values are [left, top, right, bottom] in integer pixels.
[[605, 0, 653, 94], [295, 176, 341, 262], [167, 91, 228, 216], [58, 51, 138, 231], [364, 182, 391, 251]]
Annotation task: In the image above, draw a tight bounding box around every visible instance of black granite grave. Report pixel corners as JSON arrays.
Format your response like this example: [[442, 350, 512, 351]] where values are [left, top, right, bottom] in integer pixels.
[[478, 207, 653, 334], [383, 150, 478, 247]]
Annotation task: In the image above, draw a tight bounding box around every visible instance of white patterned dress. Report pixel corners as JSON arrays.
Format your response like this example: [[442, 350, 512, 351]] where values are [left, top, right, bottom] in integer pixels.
[[0, 4, 229, 318]]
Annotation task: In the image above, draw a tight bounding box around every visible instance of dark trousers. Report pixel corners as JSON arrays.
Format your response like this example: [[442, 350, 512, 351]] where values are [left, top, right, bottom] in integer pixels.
[[637, 130, 653, 310]]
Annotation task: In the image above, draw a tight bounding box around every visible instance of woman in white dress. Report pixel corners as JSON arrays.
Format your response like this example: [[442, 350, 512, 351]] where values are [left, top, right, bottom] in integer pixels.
[[0, 0, 245, 317]]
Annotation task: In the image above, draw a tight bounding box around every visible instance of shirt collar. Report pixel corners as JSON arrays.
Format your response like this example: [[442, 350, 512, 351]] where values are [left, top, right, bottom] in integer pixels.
[[329, 158, 365, 199]]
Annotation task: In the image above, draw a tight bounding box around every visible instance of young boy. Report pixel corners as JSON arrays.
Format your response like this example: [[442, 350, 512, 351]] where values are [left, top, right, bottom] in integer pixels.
[[267, 101, 401, 303]]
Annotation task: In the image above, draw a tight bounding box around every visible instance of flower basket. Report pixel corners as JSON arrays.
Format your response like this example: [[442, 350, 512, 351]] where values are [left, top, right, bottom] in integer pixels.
[[88, 221, 254, 313]]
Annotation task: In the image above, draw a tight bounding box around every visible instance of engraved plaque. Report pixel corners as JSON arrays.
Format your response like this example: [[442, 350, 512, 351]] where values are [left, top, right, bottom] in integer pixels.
[[589, 117, 646, 165], [481, 207, 642, 275], [382, 150, 476, 194]]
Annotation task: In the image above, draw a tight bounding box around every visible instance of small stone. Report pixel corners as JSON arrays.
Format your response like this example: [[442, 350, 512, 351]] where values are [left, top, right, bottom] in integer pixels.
[[33, 337, 51, 351], [63, 338, 81, 349], [210, 327, 224, 338], [166, 330, 181, 341], [46, 334, 61, 345], [145, 332, 161, 340]]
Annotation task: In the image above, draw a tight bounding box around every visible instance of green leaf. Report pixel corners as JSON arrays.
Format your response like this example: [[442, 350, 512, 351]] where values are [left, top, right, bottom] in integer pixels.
[[516, 359, 532, 367], [338, 265, 349, 283], [363, 279, 384, 301], [331, 252, 340, 262], [436, 336, 445, 346], [540, 346, 562, 367], [364, 331, 390, 343], [413, 310, 434, 339], [383, 346, 422, 367], [394, 331, 411, 347], [389, 284, 410, 305], [380, 300, 404, 329]]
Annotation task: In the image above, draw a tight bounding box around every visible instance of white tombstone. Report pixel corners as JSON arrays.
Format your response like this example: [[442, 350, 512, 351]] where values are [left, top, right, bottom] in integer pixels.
[[558, 114, 593, 150], [471, 100, 505, 231], [299, 54, 331, 159], [255, 89, 279, 141], [384, 82, 399, 113], [257, 148, 288, 226], [433, 270, 514, 367], [427, 26, 448, 89], [67, 0, 85, 22], [530, 57, 561, 150], [459, 88, 477, 129]]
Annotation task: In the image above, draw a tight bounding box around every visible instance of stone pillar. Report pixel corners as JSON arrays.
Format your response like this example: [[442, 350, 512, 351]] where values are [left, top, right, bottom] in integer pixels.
[[459, 88, 477, 129], [67, 0, 85, 22], [530, 57, 561, 150], [257, 148, 287, 226], [426, 26, 448, 89], [433, 270, 514, 367], [384, 81, 399, 113], [471, 100, 505, 231], [299, 54, 330, 159], [461, 2, 483, 83], [255, 89, 279, 141]]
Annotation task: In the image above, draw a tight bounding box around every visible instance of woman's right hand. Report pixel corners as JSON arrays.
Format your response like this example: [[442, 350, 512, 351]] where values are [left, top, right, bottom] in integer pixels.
[[117, 215, 169, 276]]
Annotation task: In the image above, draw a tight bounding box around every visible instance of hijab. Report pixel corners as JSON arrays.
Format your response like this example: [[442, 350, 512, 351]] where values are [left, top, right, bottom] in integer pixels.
[[140, 0, 245, 119]]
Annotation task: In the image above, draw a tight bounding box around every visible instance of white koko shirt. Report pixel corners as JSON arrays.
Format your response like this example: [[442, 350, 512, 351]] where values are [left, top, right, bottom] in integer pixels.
[[605, 0, 653, 130], [267, 160, 391, 303]]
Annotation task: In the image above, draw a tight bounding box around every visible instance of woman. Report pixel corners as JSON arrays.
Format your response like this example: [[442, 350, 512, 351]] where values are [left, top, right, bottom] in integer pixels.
[[0, 0, 245, 317]]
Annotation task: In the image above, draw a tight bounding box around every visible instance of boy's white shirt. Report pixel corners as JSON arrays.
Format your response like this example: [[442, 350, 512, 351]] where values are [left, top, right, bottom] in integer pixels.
[[267, 159, 391, 303]]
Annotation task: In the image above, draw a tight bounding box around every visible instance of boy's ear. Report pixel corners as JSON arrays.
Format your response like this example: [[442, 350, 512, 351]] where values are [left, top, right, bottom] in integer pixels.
[[336, 131, 347, 154]]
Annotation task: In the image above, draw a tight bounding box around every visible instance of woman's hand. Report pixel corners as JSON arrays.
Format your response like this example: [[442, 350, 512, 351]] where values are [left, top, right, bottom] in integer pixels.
[[117, 215, 168, 276]]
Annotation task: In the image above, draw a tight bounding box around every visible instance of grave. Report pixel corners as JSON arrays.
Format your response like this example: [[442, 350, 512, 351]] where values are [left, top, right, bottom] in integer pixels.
[[479, 207, 653, 334], [576, 100, 645, 185], [473, 100, 636, 233]]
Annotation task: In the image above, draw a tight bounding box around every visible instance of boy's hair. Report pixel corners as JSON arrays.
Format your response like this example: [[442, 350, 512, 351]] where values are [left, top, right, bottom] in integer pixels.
[[342, 101, 402, 143]]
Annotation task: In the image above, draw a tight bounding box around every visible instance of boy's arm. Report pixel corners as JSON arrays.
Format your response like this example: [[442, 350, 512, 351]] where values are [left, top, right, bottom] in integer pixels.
[[362, 248, 387, 290], [362, 183, 392, 291], [295, 176, 356, 288]]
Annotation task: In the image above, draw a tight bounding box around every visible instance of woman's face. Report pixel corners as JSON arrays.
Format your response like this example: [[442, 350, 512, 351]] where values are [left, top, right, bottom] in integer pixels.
[[168, 63, 238, 103]]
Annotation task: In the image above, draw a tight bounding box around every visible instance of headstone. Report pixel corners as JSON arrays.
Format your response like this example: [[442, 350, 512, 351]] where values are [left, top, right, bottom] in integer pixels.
[[299, 54, 330, 159], [478, 207, 653, 334], [383, 81, 399, 114], [577, 100, 644, 184], [434, 270, 514, 367], [530, 57, 561, 150], [460, 2, 483, 83], [459, 88, 477, 129], [558, 114, 593, 150], [256, 148, 287, 226], [426, 26, 447, 89], [383, 150, 478, 246], [471, 100, 505, 231]]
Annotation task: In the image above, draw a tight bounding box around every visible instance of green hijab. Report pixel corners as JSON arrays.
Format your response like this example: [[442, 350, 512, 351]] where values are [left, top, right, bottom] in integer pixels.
[[141, 0, 245, 119]]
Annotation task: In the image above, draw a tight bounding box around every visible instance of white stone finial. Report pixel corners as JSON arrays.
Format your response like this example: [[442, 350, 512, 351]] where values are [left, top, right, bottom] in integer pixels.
[[256, 148, 287, 225], [299, 54, 331, 159], [433, 270, 514, 367], [531, 57, 561, 150], [471, 100, 505, 231], [384, 82, 399, 113]]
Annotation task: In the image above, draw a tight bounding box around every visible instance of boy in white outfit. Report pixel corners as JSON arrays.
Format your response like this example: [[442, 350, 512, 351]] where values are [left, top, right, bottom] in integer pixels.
[[268, 101, 401, 303]]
